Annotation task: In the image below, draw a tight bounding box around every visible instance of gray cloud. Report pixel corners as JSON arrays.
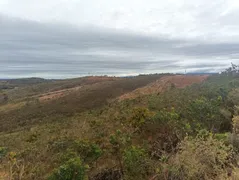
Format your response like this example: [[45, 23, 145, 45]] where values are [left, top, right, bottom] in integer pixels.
[[0, 14, 238, 78]]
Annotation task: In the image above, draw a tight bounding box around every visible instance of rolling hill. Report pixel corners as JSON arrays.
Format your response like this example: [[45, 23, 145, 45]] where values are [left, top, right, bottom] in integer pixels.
[[1, 71, 239, 180]]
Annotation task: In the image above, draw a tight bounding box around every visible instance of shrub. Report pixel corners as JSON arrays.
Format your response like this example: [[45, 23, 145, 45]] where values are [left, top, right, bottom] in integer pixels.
[[129, 107, 153, 130], [214, 133, 229, 142], [164, 134, 233, 180], [51, 139, 102, 164], [109, 130, 131, 148], [0, 147, 8, 160], [109, 130, 131, 172], [123, 146, 152, 180], [228, 88, 239, 106], [228, 133, 239, 153], [228, 115, 239, 152], [146, 109, 185, 157], [26, 132, 38, 143], [232, 115, 239, 134], [73, 140, 102, 163], [151, 108, 185, 133], [50, 138, 75, 152], [48, 157, 88, 180], [187, 96, 223, 131]]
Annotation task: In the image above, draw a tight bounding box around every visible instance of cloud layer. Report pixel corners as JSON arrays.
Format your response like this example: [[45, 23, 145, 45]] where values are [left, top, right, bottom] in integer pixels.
[[1, 0, 239, 78]]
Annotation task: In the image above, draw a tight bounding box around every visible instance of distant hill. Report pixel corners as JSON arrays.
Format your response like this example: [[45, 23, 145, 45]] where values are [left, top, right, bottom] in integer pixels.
[[0, 77, 51, 90], [186, 72, 218, 75]]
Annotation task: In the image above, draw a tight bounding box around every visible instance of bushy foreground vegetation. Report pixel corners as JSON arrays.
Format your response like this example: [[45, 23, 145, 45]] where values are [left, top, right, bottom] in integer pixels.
[[1, 65, 239, 179]]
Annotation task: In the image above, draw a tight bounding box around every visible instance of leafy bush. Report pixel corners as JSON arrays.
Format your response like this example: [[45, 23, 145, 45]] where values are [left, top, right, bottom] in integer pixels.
[[48, 157, 88, 180], [232, 115, 239, 134], [50, 138, 75, 152], [51, 139, 102, 164], [0, 147, 8, 160], [228, 133, 239, 153], [164, 134, 233, 180], [187, 96, 223, 131], [109, 130, 131, 148], [109, 130, 132, 172], [228, 115, 239, 152], [214, 133, 229, 142], [26, 132, 38, 143], [228, 88, 239, 106], [123, 146, 152, 180], [91, 168, 122, 180], [129, 107, 153, 130], [151, 108, 185, 132], [73, 140, 102, 163], [145, 109, 185, 157]]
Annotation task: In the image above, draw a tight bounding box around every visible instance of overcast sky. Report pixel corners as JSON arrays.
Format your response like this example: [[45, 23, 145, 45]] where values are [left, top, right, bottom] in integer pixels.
[[1, 0, 239, 78]]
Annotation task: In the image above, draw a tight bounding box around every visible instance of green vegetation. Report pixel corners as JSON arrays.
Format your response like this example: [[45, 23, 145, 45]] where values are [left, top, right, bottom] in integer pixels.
[[48, 157, 88, 180], [1, 66, 239, 179], [161, 133, 233, 180], [123, 146, 152, 180]]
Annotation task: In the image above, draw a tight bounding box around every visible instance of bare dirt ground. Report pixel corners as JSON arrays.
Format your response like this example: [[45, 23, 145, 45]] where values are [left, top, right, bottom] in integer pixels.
[[118, 75, 208, 101]]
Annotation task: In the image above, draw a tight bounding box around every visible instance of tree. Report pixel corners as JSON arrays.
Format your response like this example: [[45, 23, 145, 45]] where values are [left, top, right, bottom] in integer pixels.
[[223, 63, 239, 76]]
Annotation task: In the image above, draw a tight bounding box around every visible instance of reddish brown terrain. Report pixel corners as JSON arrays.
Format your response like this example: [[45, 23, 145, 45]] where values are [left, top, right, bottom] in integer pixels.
[[38, 86, 82, 102], [119, 75, 208, 101], [37, 75, 208, 102], [37, 76, 119, 102]]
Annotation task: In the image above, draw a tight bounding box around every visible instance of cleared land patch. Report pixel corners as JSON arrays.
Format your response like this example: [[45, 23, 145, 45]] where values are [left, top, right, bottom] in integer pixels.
[[119, 75, 208, 101]]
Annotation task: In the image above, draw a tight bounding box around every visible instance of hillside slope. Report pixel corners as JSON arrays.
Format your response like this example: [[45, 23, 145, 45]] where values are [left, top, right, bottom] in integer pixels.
[[119, 75, 208, 100], [1, 72, 239, 180], [0, 74, 167, 132]]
